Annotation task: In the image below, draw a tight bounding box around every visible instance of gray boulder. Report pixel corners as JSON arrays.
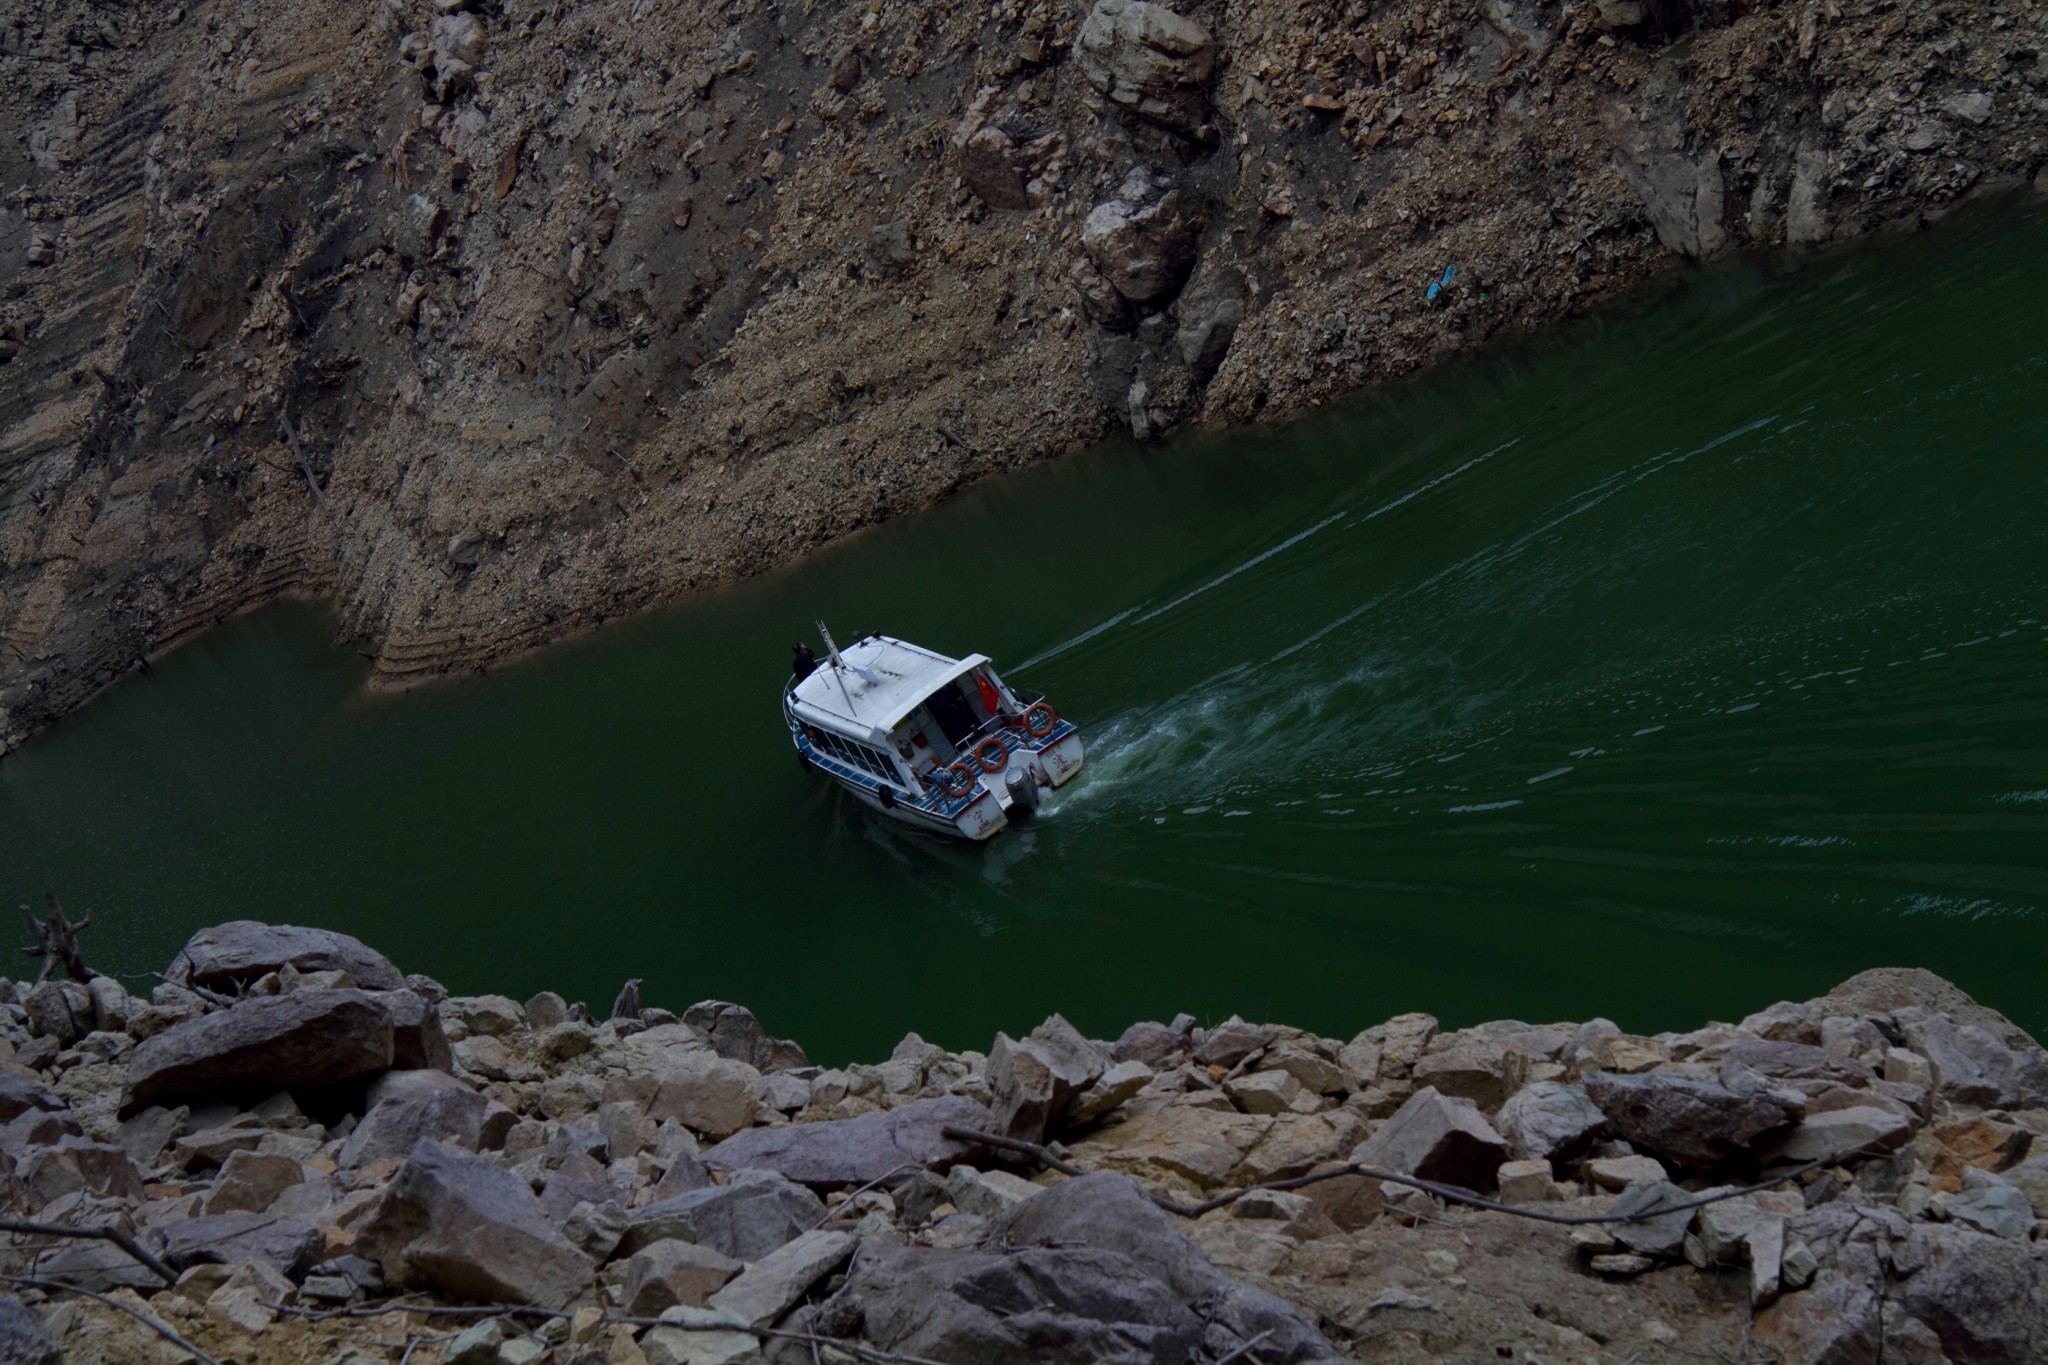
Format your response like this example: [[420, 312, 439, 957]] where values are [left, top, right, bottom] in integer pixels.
[[23, 980, 92, 1044], [1349, 1086, 1509, 1191], [0, 1293, 60, 1365], [1818, 967, 2040, 1050], [376, 989, 454, 1072], [622, 1239, 744, 1315], [820, 1173, 1343, 1364], [616, 1171, 826, 1261], [1898, 1223, 2048, 1364], [682, 1001, 808, 1072], [0, 1063, 67, 1122], [1494, 1081, 1608, 1164], [162, 1211, 326, 1279], [355, 1139, 595, 1309], [168, 921, 405, 993], [339, 1069, 489, 1167], [1073, 0, 1218, 142], [708, 1229, 858, 1327], [1110, 1015, 1195, 1067], [1891, 1006, 2048, 1110], [1946, 1172, 2036, 1241], [1581, 1067, 1802, 1168], [705, 1095, 995, 1190], [987, 1017, 1104, 1144], [123, 990, 396, 1115]]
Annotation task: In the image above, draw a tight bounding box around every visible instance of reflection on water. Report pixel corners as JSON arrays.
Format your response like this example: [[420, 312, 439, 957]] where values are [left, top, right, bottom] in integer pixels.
[[2, 203, 2046, 1059]]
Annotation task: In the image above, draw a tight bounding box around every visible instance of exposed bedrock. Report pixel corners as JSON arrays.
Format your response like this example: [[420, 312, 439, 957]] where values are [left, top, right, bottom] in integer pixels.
[[4, 0, 2048, 747]]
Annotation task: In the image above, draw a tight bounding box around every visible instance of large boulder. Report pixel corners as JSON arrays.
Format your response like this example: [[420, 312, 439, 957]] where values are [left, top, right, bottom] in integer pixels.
[[1890, 1007, 2048, 1110], [704, 1095, 994, 1190], [1073, 0, 1217, 142], [0, 1063, 67, 1122], [1348, 1086, 1508, 1191], [1581, 1067, 1803, 1168], [951, 87, 1065, 212], [681, 1001, 807, 1072], [616, 1172, 826, 1261], [621, 1240, 744, 1316], [997, 1173, 1344, 1364], [168, 922, 405, 993], [1494, 1081, 1608, 1164], [644, 1053, 766, 1139], [708, 1229, 859, 1327], [339, 1069, 489, 1167], [819, 1173, 1343, 1365], [161, 1211, 327, 1279], [123, 990, 396, 1115], [986, 1016, 1104, 1143], [355, 1139, 595, 1309], [377, 989, 454, 1072], [1079, 169, 1200, 309], [1897, 1224, 2048, 1364], [1818, 968, 2040, 1050]]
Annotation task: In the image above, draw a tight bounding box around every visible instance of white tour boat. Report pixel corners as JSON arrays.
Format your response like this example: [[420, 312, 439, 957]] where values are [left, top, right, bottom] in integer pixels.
[[783, 627, 1083, 840]]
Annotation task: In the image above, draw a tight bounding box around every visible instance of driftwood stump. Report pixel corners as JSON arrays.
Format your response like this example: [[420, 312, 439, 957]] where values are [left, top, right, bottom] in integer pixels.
[[19, 892, 96, 984]]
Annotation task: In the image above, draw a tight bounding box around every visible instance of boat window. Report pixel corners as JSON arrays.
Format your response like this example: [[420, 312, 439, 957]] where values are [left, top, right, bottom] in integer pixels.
[[812, 729, 900, 786]]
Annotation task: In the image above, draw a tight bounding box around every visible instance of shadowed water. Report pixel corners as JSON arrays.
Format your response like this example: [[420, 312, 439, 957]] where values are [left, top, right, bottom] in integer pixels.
[[4, 203, 2045, 1059]]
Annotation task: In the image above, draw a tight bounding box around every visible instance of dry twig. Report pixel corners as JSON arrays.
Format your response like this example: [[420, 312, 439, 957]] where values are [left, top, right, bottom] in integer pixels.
[[0, 1272, 221, 1365]]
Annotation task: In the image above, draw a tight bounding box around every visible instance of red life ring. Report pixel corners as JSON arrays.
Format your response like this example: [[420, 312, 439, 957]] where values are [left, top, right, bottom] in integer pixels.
[[973, 736, 1008, 773], [938, 763, 977, 798], [1022, 702, 1057, 738]]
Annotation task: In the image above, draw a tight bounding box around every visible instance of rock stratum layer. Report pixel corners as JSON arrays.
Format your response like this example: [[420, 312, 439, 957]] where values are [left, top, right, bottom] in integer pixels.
[[4, 0, 2048, 748], [2, 920, 2047, 1363]]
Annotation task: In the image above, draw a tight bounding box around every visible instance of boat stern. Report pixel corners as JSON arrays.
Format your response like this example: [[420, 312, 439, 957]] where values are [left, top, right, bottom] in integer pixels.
[[1035, 727, 1085, 788]]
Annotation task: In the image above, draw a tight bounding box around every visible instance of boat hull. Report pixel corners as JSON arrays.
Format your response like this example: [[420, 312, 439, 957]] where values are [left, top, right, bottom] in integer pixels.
[[822, 766, 1011, 840]]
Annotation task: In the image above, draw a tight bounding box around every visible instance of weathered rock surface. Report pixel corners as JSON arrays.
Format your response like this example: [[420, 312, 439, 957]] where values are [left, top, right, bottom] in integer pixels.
[[356, 1139, 595, 1308], [338, 1068, 489, 1167], [707, 1229, 857, 1327], [1494, 1081, 1609, 1164], [122, 990, 396, 1114], [705, 1095, 992, 1189], [1073, 0, 1218, 141], [617, 1173, 827, 1261], [167, 922, 406, 993], [1349, 1086, 1509, 1190], [0, 1294, 61, 1365], [161, 1211, 327, 1279], [1582, 1067, 1804, 1168]]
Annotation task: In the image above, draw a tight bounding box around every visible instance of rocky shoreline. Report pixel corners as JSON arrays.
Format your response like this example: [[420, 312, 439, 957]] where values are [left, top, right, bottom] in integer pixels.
[[6, 0, 2048, 752], [0, 920, 2042, 1364]]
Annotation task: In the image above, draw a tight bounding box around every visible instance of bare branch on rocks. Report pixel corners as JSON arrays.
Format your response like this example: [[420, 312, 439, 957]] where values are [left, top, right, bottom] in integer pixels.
[[0, 1273, 221, 1365]]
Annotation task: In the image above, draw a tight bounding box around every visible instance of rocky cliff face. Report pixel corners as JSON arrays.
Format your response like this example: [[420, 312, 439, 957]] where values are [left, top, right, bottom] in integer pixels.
[[4, 0, 2045, 749]]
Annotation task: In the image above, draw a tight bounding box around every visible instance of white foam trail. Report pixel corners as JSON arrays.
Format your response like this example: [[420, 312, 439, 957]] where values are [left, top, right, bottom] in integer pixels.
[[1350, 437, 1521, 526], [1011, 604, 1142, 673], [1126, 507, 1352, 628]]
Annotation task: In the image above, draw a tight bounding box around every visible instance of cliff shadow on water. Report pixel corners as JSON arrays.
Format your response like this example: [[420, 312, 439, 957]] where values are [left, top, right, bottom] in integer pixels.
[[2, 201, 2046, 1061]]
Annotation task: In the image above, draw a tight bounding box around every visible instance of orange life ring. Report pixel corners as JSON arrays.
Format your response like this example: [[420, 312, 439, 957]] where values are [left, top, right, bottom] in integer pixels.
[[973, 736, 1008, 773], [1022, 702, 1057, 739], [938, 762, 977, 798]]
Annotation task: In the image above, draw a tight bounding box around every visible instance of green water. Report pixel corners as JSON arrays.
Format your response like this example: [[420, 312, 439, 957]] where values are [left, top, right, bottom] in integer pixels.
[[5, 206, 2047, 1060]]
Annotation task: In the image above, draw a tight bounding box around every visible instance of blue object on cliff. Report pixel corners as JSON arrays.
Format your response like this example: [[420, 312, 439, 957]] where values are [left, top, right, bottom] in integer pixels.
[[1426, 265, 1458, 304]]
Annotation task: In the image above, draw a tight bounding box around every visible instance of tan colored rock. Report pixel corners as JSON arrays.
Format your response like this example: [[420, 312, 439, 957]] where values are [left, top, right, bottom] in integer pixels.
[[1411, 1035, 1510, 1109], [201, 1150, 304, 1215], [1071, 1100, 1271, 1188], [1226, 1069, 1305, 1115], [1362, 1014, 1438, 1078], [1496, 1159, 1560, 1203], [1234, 1113, 1352, 1185], [1587, 1034, 1666, 1074], [1073, 0, 1217, 140], [621, 1239, 743, 1316], [647, 1055, 764, 1140], [1584, 1154, 1667, 1192]]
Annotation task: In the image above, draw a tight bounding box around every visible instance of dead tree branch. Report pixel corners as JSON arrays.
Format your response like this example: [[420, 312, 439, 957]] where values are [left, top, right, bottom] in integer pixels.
[[18, 893, 96, 984], [940, 1126, 1845, 1225], [0, 1273, 221, 1365], [0, 1218, 179, 1284]]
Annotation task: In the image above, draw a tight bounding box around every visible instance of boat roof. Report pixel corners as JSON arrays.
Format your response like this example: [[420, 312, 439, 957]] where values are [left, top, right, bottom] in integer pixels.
[[789, 635, 993, 743]]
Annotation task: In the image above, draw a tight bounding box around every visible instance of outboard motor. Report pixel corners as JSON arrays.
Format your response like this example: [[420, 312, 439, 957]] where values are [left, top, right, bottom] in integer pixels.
[[1004, 765, 1042, 820]]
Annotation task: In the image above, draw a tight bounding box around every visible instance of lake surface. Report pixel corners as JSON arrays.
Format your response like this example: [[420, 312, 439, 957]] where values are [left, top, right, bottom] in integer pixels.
[[5, 204, 2046, 1061]]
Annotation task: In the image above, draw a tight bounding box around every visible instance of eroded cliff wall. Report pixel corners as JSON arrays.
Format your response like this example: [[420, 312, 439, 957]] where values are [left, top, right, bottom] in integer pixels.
[[2, 0, 2044, 749]]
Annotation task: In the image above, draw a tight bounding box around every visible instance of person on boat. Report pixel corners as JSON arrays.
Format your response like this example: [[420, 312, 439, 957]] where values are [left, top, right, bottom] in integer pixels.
[[791, 643, 817, 681]]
